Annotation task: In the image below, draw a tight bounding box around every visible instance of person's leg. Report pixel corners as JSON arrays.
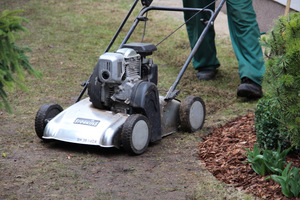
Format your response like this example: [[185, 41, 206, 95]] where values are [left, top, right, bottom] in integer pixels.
[[226, 0, 265, 98], [182, 0, 220, 80]]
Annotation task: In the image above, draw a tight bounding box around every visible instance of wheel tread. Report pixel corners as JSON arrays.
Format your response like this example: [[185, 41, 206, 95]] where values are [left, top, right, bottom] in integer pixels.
[[121, 114, 150, 155], [35, 103, 63, 139], [180, 96, 205, 132]]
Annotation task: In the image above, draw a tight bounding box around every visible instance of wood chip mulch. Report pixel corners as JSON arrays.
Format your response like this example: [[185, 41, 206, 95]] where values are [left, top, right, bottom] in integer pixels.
[[198, 113, 300, 200]]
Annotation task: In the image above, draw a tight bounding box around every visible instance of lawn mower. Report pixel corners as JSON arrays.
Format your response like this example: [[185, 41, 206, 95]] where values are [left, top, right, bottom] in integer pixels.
[[35, 0, 226, 155]]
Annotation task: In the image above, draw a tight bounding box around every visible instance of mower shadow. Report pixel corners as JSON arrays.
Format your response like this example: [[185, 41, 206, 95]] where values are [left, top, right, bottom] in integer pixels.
[[41, 139, 161, 157]]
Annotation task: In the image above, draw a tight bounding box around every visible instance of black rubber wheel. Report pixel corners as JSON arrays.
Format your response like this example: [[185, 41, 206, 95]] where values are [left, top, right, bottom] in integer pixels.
[[35, 103, 63, 139], [180, 96, 206, 132], [87, 63, 105, 109], [121, 114, 150, 155]]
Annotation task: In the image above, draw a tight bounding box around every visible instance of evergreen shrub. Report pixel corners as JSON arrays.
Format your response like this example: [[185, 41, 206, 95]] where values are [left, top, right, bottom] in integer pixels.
[[255, 96, 289, 150], [255, 13, 300, 151], [0, 10, 41, 113]]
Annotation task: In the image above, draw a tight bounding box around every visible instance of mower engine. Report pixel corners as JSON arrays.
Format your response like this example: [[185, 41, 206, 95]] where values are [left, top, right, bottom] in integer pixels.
[[98, 48, 141, 113], [88, 43, 162, 143], [88, 43, 158, 114]]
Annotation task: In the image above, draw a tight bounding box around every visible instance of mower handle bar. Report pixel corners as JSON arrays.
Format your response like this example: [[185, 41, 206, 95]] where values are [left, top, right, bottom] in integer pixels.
[[119, 7, 214, 49], [114, 1, 225, 100], [76, 0, 226, 103], [165, 0, 226, 100], [76, 0, 141, 102]]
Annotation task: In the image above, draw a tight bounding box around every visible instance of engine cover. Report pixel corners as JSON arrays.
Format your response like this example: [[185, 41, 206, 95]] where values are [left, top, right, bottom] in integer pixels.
[[98, 48, 140, 84], [98, 52, 125, 84]]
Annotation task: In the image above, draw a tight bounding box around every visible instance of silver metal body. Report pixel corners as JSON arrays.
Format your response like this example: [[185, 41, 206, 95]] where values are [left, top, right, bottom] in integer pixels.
[[159, 96, 180, 137], [43, 97, 181, 148], [43, 98, 128, 148]]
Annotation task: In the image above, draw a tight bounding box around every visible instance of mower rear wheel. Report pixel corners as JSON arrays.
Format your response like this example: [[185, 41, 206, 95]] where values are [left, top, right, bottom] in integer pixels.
[[121, 114, 150, 155], [35, 103, 63, 139], [180, 96, 205, 132]]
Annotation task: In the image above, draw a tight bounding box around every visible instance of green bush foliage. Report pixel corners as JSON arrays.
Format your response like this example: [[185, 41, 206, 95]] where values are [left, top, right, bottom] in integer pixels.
[[267, 162, 300, 198], [244, 144, 268, 176], [0, 10, 41, 113], [262, 145, 292, 175], [256, 12, 300, 150], [245, 144, 299, 198], [244, 143, 292, 176], [255, 96, 290, 150]]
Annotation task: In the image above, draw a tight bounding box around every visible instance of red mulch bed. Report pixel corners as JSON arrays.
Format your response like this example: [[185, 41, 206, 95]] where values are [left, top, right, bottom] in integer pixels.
[[198, 113, 300, 199]]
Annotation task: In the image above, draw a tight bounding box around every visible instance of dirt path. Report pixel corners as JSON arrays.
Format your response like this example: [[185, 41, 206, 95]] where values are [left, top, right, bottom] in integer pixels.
[[1, 116, 248, 199]]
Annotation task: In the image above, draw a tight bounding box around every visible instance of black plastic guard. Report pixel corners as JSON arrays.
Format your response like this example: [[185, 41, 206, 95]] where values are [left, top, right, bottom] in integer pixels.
[[130, 81, 162, 142], [141, 0, 153, 7], [122, 43, 157, 56]]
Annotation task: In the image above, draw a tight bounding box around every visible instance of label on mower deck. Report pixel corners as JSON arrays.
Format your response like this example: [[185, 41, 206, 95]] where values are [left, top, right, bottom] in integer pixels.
[[76, 138, 97, 144], [73, 118, 100, 127]]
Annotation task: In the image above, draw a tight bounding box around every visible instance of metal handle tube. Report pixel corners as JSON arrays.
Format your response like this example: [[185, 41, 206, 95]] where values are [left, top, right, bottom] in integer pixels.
[[164, 0, 226, 100], [119, 6, 213, 49], [105, 0, 140, 52], [76, 0, 140, 103]]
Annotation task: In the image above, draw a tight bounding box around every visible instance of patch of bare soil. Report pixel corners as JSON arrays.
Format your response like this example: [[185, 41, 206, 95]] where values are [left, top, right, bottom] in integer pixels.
[[198, 113, 300, 199]]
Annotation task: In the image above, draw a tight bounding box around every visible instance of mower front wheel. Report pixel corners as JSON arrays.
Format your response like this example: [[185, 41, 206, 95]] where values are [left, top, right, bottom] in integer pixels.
[[180, 96, 205, 132], [121, 114, 150, 155], [35, 103, 63, 139]]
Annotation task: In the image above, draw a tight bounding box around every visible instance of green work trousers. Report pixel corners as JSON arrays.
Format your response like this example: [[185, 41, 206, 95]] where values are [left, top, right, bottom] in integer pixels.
[[182, 0, 265, 85]]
